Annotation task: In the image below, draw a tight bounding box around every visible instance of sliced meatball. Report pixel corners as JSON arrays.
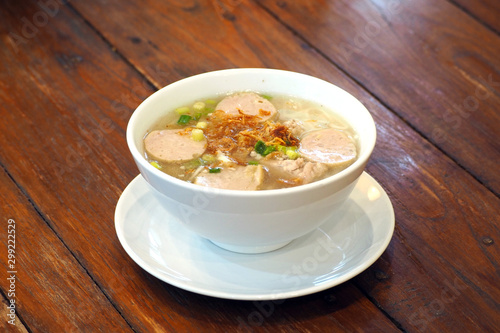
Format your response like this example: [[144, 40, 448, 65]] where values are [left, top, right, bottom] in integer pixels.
[[144, 129, 206, 163], [194, 165, 264, 190], [263, 158, 328, 185], [299, 129, 357, 166], [216, 92, 277, 121]]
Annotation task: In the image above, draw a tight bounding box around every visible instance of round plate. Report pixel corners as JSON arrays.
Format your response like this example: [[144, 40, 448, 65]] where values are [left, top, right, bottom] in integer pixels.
[[115, 172, 394, 300]]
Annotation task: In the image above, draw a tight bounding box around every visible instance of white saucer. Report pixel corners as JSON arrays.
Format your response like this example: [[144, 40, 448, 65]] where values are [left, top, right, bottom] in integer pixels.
[[115, 172, 394, 300]]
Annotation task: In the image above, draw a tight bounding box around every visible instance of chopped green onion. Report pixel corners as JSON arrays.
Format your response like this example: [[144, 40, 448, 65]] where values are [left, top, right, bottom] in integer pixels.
[[177, 114, 192, 125], [286, 150, 300, 160], [263, 145, 276, 156], [196, 121, 207, 129], [191, 128, 205, 141], [255, 140, 267, 155], [209, 167, 221, 173], [202, 154, 216, 163], [277, 145, 298, 159], [278, 145, 298, 152], [205, 99, 217, 105], [193, 101, 205, 111], [261, 94, 272, 100], [194, 112, 202, 120], [175, 106, 190, 114], [255, 140, 276, 156], [150, 161, 162, 169], [248, 161, 259, 165]]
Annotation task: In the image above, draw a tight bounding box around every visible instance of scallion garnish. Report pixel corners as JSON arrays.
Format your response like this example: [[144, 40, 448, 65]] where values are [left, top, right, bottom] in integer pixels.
[[150, 161, 162, 169], [177, 114, 192, 125], [209, 167, 222, 173], [255, 140, 276, 156], [255, 140, 266, 155], [263, 145, 276, 156]]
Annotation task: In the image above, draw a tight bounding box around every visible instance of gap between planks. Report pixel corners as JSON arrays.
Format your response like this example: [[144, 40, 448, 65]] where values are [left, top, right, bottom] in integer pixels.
[[446, 0, 500, 35], [254, 0, 499, 199]]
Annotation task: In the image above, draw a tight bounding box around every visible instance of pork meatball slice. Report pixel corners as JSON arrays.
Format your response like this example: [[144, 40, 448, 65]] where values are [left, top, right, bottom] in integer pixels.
[[262, 158, 329, 185], [216, 92, 277, 121], [299, 128, 357, 167], [144, 129, 207, 163], [194, 165, 264, 191]]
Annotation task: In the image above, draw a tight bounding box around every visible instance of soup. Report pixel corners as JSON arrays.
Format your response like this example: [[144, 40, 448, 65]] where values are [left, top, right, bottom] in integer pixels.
[[143, 92, 358, 190]]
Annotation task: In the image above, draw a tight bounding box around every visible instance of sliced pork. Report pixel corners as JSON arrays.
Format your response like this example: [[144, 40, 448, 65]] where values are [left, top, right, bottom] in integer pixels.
[[216, 92, 277, 121], [263, 158, 328, 185], [299, 128, 356, 167], [194, 165, 264, 190], [144, 129, 206, 163]]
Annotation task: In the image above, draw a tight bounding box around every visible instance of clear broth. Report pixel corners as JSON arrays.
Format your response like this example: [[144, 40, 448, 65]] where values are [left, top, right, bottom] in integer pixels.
[[144, 93, 358, 190]]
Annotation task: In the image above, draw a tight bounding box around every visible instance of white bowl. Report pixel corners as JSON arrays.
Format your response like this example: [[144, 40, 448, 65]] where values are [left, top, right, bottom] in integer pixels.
[[127, 68, 376, 253]]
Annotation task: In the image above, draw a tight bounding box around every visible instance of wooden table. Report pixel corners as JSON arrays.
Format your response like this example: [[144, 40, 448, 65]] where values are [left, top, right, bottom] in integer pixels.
[[1, 0, 499, 332]]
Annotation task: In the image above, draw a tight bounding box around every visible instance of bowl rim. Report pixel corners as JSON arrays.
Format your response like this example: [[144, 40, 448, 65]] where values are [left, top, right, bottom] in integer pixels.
[[127, 68, 376, 198]]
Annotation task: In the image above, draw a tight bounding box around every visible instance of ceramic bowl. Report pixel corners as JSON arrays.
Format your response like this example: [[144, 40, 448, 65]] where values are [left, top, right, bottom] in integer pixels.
[[127, 68, 376, 253]]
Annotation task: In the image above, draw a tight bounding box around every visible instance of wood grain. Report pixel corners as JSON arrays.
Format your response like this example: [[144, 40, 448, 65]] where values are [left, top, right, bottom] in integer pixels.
[[257, 0, 500, 195], [358, 96, 500, 332], [0, 1, 400, 332], [69, 0, 499, 331], [0, 0, 498, 331], [452, 0, 500, 33], [1, 299, 28, 332], [0, 170, 132, 331]]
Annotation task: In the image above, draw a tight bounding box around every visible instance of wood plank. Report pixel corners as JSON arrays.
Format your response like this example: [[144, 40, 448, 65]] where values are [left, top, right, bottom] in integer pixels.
[[1, 298, 28, 332], [452, 0, 500, 33], [256, 0, 500, 195], [0, 1, 400, 332], [66, 0, 500, 331], [0, 171, 132, 331], [0, 2, 191, 332], [357, 100, 500, 332]]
